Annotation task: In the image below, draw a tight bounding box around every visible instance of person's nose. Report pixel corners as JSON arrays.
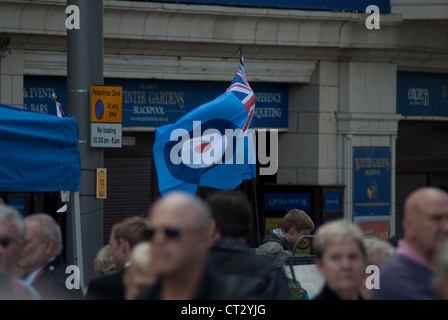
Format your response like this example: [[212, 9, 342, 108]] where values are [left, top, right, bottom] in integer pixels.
[[340, 256, 354, 270]]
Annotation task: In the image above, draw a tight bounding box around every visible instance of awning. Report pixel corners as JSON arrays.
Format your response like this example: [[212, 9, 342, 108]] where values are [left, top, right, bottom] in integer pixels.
[[0, 104, 80, 192]]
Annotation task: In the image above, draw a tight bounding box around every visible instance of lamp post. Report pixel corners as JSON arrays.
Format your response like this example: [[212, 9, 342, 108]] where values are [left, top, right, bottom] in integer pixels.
[[67, 0, 104, 288]]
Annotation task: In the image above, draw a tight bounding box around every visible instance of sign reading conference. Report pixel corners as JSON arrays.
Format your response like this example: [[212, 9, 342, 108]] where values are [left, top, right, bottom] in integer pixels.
[[91, 85, 123, 148]]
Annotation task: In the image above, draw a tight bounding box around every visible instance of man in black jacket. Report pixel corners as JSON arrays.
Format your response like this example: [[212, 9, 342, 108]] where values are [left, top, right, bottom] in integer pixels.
[[207, 190, 291, 300], [138, 192, 259, 300], [18, 213, 82, 300], [85, 216, 150, 300]]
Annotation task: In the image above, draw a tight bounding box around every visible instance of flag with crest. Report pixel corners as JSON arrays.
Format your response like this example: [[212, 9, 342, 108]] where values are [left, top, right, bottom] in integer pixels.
[[153, 52, 256, 195]]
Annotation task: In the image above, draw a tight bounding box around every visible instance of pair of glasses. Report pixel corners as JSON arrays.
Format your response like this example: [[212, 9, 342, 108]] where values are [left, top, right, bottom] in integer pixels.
[[0, 237, 10, 248], [145, 226, 185, 241]]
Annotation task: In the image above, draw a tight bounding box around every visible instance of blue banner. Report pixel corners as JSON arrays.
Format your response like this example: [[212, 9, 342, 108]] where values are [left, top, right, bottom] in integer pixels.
[[152, 0, 390, 13], [353, 148, 391, 216], [23, 76, 68, 116], [397, 72, 448, 116], [325, 193, 340, 212], [264, 193, 311, 211], [23, 76, 288, 129]]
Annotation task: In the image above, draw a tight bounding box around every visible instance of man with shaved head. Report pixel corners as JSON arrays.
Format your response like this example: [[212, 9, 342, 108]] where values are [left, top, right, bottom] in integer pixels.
[[372, 187, 448, 300], [138, 191, 259, 300]]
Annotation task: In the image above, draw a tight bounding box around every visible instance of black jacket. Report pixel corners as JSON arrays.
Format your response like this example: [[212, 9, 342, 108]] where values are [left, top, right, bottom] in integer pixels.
[[208, 237, 290, 300], [138, 261, 263, 300], [85, 269, 125, 300], [31, 255, 82, 300], [313, 284, 363, 300]]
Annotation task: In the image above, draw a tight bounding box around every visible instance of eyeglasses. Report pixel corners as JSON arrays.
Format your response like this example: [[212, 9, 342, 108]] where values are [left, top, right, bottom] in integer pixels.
[[0, 237, 10, 248], [145, 226, 185, 241]]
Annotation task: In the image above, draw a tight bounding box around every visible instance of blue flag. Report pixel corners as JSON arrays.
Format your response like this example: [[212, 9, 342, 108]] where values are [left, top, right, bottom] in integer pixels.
[[153, 54, 256, 195]]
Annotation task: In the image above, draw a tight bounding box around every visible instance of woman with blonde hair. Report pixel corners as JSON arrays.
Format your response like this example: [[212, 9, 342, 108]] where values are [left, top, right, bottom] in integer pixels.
[[313, 219, 366, 300]]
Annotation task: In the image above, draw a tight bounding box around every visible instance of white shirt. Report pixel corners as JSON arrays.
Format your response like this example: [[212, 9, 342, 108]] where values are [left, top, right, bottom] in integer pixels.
[[24, 256, 56, 285]]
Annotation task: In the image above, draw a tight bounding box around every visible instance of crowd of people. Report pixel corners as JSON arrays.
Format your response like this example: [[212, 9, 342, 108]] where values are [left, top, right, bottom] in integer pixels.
[[1, 186, 448, 300]]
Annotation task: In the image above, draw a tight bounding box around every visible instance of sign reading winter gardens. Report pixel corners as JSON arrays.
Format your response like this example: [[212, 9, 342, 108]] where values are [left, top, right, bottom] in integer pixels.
[[24, 76, 288, 129]]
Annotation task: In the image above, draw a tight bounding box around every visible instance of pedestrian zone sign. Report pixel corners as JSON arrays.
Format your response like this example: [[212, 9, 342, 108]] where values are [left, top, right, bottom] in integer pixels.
[[91, 85, 123, 148]]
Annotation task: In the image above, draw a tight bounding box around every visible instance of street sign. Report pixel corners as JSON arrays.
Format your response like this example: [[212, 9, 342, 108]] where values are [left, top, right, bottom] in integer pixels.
[[91, 85, 123, 148], [96, 168, 107, 199]]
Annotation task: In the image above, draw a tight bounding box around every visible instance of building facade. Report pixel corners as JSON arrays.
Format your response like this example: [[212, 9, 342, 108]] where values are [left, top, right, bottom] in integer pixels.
[[1, 0, 448, 284]]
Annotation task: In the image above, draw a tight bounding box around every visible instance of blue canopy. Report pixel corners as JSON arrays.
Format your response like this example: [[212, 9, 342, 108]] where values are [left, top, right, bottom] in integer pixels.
[[0, 104, 80, 192]]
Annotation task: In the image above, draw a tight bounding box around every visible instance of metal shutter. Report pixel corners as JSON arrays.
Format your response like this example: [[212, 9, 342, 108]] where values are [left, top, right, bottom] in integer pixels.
[[103, 133, 154, 245]]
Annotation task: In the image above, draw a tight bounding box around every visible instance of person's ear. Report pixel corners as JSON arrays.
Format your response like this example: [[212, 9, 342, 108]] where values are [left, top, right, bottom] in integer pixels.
[[205, 220, 217, 248], [123, 239, 131, 254], [290, 226, 297, 235], [44, 237, 56, 255]]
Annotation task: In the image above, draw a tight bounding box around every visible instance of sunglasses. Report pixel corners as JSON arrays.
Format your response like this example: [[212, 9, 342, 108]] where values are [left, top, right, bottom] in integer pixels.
[[0, 237, 10, 248], [145, 226, 185, 241]]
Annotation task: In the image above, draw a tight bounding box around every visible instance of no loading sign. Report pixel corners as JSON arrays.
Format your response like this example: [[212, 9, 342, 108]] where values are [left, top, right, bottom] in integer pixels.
[[91, 85, 123, 148]]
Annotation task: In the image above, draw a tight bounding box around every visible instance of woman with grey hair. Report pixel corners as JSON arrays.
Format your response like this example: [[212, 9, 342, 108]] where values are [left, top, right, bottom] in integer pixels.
[[360, 237, 395, 299], [313, 219, 366, 300]]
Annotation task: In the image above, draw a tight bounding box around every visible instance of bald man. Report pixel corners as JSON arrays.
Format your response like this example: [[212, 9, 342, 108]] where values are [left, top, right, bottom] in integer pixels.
[[372, 187, 448, 300], [138, 192, 260, 300]]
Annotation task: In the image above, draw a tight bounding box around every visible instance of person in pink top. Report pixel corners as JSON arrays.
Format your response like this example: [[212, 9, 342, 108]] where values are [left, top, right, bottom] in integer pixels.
[[371, 187, 448, 300]]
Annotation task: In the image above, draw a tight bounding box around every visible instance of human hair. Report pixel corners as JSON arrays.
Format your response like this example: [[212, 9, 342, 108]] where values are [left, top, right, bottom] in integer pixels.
[[130, 242, 153, 274], [111, 216, 150, 249], [0, 204, 26, 243], [363, 237, 395, 267], [25, 213, 63, 251], [313, 219, 365, 259], [94, 244, 118, 277], [207, 190, 252, 239], [123, 242, 154, 287], [281, 209, 315, 233]]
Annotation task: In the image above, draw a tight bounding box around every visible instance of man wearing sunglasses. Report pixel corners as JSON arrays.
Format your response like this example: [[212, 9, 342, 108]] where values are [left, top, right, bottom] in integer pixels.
[[138, 192, 258, 300], [0, 204, 40, 299]]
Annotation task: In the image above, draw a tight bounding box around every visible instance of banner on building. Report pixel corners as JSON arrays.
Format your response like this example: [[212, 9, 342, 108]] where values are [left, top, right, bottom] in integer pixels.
[[353, 148, 391, 216]]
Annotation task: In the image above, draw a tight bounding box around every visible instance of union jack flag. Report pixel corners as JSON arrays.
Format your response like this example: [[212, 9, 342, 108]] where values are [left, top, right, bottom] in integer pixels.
[[51, 93, 65, 117], [226, 53, 255, 134], [56, 101, 65, 118], [152, 52, 256, 195]]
